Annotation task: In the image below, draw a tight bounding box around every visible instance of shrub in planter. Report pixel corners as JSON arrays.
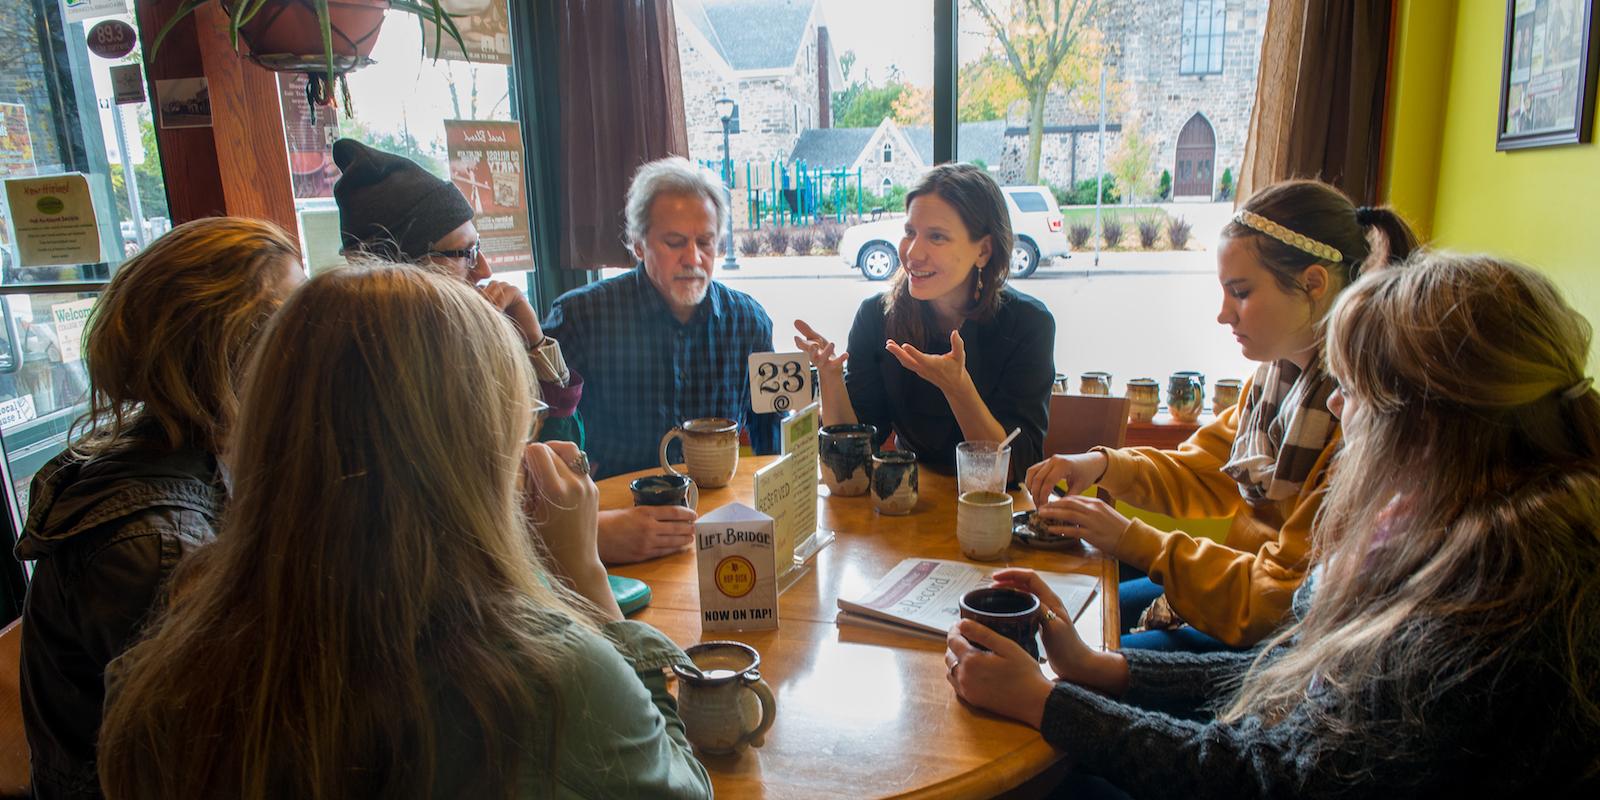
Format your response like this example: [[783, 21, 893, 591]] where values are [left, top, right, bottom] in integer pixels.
[[1068, 222, 1094, 249], [1157, 169, 1172, 201], [738, 231, 762, 257], [1217, 167, 1235, 201], [819, 223, 844, 253], [1136, 216, 1163, 249], [1101, 218, 1124, 249], [765, 226, 792, 256], [1167, 216, 1193, 249], [791, 226, 817, 256]]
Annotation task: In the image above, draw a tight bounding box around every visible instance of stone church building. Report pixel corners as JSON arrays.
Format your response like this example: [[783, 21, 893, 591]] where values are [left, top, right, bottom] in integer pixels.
[[763, 0, 1267, 201], [676, 0, 842, 166]]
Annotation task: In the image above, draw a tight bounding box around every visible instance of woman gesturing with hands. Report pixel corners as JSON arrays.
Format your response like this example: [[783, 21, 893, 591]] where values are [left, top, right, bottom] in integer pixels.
[[793, 164, 1055, 478]]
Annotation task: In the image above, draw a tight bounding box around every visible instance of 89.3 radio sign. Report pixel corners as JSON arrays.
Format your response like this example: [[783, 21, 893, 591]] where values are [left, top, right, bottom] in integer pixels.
[[747, 352, 811, 414]]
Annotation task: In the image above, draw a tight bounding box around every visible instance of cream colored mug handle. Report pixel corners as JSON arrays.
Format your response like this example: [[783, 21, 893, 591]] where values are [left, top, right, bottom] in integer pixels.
[[659, 427, 687, 478], [738, 675, 777, 749]]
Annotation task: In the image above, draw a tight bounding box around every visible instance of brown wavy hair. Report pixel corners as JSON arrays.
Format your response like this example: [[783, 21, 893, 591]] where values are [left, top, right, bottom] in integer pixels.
[[1222, 180, 1419, 295], [97, 265, 598, 799], [1224, 254, 1600, 779], [72, 216, 300, 456], [883, 163, 1014, 348]]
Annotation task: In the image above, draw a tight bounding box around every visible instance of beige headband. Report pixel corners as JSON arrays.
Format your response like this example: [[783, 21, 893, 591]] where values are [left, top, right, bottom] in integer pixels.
[[1233, 210, 1344, 264]]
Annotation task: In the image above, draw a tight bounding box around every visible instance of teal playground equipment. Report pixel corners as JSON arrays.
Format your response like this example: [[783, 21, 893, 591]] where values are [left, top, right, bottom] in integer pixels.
[[699, 160, 864, 229]]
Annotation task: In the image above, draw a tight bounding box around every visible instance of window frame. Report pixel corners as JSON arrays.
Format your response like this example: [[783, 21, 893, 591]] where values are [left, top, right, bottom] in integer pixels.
[[1179, 0, 1227, 77]]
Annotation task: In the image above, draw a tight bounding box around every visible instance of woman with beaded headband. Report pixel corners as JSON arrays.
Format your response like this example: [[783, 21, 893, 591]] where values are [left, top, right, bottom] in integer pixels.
[[792, 163, 1056, 480], [946, 251, 1600, 798], [1024, 180, 1419, 651]]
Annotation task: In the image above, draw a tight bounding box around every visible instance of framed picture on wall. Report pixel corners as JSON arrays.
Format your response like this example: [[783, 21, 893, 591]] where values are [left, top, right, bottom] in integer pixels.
[[1498, 0, 1600, 150]]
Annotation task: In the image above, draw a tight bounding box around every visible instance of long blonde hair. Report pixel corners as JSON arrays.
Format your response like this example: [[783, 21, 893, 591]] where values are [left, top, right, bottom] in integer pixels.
[[73, 216, 300, 456], [98, 264, 594, 799], [1225, 253, 1600, 775]]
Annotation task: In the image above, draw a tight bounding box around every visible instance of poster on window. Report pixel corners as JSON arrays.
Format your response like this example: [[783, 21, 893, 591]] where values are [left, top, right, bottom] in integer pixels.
[[62, 0, 129, 24], [443, 120, 532, 271], [422, 0, 512, 66], [0, 104, 34, 178]]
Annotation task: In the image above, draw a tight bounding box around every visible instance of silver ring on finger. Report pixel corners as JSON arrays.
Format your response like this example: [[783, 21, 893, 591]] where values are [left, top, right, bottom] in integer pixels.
[[567, 450, 591, 476]]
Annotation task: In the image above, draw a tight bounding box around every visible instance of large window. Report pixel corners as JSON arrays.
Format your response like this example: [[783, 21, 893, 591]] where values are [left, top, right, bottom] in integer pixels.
[[2, 0, 173, 615], [1180, 0, 1227, 76], [282, 4, 524, 284]]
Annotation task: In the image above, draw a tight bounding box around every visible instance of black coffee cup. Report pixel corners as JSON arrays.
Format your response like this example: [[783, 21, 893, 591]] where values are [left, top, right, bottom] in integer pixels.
[[819, 423, 876, 497], [958, 587, 1041, 660], [630, 474, 698, 509]]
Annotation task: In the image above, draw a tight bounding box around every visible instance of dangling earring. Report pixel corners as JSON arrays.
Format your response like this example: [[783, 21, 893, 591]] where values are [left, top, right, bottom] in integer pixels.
[[972, 269, 984, 301]]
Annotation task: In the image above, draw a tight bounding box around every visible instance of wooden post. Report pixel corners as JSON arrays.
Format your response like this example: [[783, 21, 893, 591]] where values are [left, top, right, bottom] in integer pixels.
[[134, 0, 296, 235]]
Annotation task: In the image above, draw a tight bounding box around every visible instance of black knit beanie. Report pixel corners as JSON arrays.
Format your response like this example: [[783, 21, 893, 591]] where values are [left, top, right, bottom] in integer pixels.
[[331, 138, 475, 262]]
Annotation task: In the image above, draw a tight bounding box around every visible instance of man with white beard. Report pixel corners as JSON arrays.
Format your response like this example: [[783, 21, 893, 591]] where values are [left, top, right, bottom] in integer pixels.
[[544, 157, 780, 562]]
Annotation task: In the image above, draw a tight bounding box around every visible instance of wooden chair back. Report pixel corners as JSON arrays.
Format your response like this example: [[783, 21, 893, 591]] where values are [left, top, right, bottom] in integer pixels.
[[1044, 394, 1130, 458], [1044, 394, 1131, 504], [0, 618, 29, 797]]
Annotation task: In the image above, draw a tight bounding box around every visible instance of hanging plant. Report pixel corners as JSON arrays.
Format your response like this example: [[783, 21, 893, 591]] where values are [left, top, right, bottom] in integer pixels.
[[150, 1, 469, 116]]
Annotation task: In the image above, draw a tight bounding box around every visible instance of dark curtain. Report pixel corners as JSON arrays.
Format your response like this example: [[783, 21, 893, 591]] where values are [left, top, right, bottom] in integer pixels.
[[510, 0, 688, 314], [1237, 0, 1394, 205]]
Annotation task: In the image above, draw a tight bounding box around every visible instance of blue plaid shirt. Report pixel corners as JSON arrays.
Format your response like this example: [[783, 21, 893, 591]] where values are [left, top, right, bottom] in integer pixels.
[[543, 266, 781, 479]]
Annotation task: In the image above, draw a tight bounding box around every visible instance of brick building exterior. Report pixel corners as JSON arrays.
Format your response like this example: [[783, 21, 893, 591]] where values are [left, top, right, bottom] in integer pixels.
[[776, 0, 1266, 200], [676, 0, 842, 166]]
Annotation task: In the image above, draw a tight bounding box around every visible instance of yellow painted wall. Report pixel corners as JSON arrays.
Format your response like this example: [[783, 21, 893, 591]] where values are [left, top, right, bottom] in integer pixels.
[[1385, 0, 1600, 374]]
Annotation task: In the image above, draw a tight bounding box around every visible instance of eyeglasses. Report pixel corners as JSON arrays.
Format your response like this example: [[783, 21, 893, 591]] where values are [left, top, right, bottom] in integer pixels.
[[428, 240, 481, 263]]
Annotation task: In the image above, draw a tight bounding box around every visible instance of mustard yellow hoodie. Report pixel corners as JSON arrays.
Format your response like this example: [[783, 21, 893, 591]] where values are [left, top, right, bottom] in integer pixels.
[[1094, 378, 1340, 647]]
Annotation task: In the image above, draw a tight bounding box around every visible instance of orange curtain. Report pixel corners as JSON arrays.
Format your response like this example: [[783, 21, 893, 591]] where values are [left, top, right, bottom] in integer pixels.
[[549, 0, 689, 269], [1238, 0, 1394, 205]]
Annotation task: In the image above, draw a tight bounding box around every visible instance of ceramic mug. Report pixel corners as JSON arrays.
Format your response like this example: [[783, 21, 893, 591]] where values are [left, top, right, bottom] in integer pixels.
[[870, 450, 918, 515], [959, 587, 1042, 660], [673, 641, 777, 756], [660, 417, 740, 489], [1213, 378, 1243, 414], [630, 474, 699, 510], [1125, 378, 1160, 424], [957, 490, 1014, 561], [819, 423, 876, 497], [1079, 371, 1113, 397], [1167, 373, 1205, 424]]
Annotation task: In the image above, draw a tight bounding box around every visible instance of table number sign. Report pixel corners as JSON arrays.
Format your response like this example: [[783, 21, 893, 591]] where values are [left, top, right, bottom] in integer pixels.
[[748, 351, 811, 414], [695, 503, 778, 632]]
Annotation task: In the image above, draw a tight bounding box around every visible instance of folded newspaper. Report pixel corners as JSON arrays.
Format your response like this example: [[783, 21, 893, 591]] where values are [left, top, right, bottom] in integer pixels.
[[836, 558, 1098, 641]]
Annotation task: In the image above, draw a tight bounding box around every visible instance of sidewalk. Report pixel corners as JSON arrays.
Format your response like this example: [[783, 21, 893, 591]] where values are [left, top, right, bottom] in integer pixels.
[[717, 248, 1215, 282]]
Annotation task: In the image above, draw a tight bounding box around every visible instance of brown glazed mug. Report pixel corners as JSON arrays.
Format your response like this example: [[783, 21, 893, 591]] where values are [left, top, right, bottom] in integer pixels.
[[660, 417, 740, 489], [672, 641, 778, 755], [958, 587, 1041, 660]]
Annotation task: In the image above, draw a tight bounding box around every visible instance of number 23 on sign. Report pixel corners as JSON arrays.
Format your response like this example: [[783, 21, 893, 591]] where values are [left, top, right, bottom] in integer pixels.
[[748, 352, 812, 414]]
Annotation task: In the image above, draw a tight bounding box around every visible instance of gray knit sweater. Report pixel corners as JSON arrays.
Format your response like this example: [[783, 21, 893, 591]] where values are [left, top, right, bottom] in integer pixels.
[[1039, 582, 1598, 798]]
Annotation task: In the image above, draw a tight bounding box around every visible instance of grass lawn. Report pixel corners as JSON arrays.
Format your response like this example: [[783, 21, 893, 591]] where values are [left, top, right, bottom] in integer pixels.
[[1060, 205, 1166, 222]]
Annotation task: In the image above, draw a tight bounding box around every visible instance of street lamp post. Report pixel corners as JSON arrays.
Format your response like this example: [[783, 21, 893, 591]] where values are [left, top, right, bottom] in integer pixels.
[[715, 97, 739, 271]]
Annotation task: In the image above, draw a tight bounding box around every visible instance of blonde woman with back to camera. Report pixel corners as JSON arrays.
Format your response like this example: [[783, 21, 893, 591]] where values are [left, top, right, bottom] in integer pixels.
[[948, 252, 1600, 796], [15, 218, 303, 800], [1026, 180, 1419, 651], [95, 265, 711, 799]]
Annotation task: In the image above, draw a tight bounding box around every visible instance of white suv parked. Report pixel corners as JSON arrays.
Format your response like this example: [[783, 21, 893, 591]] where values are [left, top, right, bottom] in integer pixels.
[[837, 185, 1070, 280]]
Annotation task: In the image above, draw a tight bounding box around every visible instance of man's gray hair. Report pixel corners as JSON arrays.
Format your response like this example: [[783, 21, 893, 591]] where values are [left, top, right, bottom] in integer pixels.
[[623, 157, 728, 248]]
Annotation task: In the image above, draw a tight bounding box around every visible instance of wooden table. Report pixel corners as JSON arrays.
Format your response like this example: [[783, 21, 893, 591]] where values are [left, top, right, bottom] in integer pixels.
[[603, 456, 1118, 799]]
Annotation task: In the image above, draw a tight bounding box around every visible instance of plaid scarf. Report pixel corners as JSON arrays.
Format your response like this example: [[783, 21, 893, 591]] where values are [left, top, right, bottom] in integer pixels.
[[1221, 359, 1338, 505]]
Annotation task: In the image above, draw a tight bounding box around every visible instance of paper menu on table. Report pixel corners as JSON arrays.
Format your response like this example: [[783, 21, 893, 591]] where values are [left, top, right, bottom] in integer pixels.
[[836, 558, 1097, 636]]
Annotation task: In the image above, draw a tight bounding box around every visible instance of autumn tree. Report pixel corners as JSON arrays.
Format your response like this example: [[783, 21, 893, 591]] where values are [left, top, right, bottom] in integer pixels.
[[968, 0, 1100, 183], [1108, 124, 1155, 202], [958, 56, 1024, 121]]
